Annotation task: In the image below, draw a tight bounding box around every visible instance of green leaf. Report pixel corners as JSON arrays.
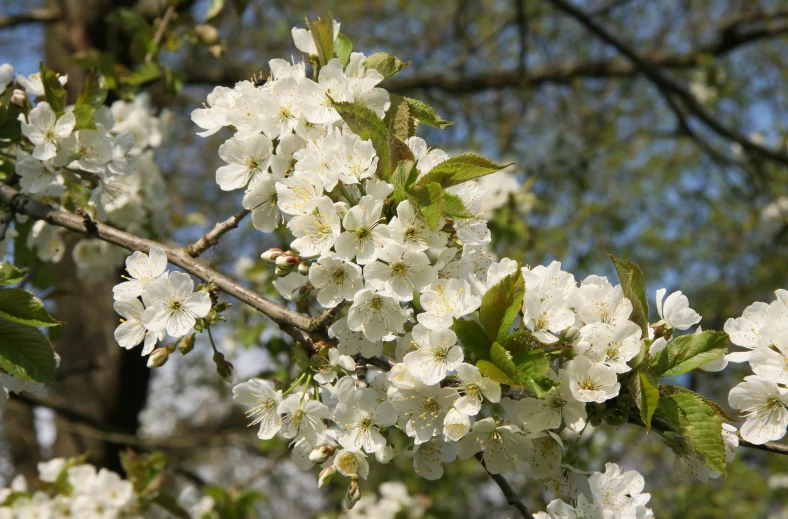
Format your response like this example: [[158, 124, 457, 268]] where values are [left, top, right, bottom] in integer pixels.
[[331, 100, 399, 179], [453, 318, 492, 360], [386, 98, 414, 141], [39, 63, 66, 113], [609, 255, 650, 336], [75, 70, 108, 108], [0, 263, 26, 286], [499, 329, 543, 354], [334, 33, 353, 67], [0, 289, 61, 327], [363, 52, 411, 78], [206, 0, 225, 20], [650, 330, 728, 378], [72, 104, 96, 130], [0, 317, 57, 383], [400, 96, 452, 128], [123, 63, 162, 86], [490, 342, 520, 383], [306, 13, 335, 66], [513, 350, 556, 397], [442, 192, 474, 219], [476, 360, 518, 386], [627, 370, 660, 431], [419, 153, 513, 188], [411, 182, 444, 230], [390, 160, 417, 204], [120, 451, 169, 494], [152, 494, 191, 519], [479, 270, 524, 342], [656, 385, 726, 474]]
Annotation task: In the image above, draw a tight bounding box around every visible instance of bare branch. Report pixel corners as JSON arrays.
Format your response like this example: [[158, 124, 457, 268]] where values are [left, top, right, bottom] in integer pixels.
[[145, 5, 176, 64], [0, 184, 316, 332], [545, 0, 788, 167], [0, 7, 62, 30], [475, 453, 535, 519], [185, 208, 251, 258], [739, 437, 788, 456]]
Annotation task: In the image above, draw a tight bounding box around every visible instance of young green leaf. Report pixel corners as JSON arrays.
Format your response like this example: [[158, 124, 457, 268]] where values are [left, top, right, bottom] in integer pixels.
[[363, 52, 411, 78], [0, 263, 26, 286], [476, 360, 518, 386], [650, 330, 728, 378], [334, 33, 353, 67], [513, 350, 557, 397], [331, 99, 390, 174], [386, 98, 414, 141], [76, 70, 108, 109], [39, 62, 66, 113], [72, 104, 97, 130], [479, 270, 524, 342], [453, 318, 492, 360], [411, 182, 444, 230], [206, 0, 225, 21], [477, 342, 521, 386], [655, 385, 726, 474], [442, 192, 474, 219], [627, 370, 660, 431], [499, 329, 543, 354], [418, 153, 513, 188], [400, 96, 452, 128], [306, 13, 336, 66], [0, 317, 57, 383], [609, 254, 649, 336], [0, 288, 62, 327]]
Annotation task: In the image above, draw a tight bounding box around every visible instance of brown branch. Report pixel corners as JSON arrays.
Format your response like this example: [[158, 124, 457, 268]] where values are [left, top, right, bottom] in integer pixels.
[[739, 437, 788, 456], [145, 5, 176, 64], [474, 452, 535, 519], [0, 184, 316, 333], [185, 207, 251, 258], [0, 7, 62, 29], [545, 0, 788, 167]]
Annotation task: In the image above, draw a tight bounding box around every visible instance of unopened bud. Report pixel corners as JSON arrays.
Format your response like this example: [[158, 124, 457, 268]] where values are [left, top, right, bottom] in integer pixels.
[[374, 445, 394, 464], [213, 351, 234, 381], [194, 24, 220, 45], [261, 248, 283, 263], [11, 89, 28, 109], [309, 446, 331, 464], [276, 254, 300, 268], [561, 326, 581, 343], [345, 479, 361, 509], [298, 261, 311, 275], [650, 320, 673, 340], [274, 265, 292, 277], [178, 334, 195, 355], [147, 348, 170, 368], [318, 466, 336, 488]]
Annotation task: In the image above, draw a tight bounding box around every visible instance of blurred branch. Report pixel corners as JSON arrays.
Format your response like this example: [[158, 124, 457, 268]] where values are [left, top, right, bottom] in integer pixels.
[[145, 4, 176, 64], [475, 453, 535, 519], [740, 437, 788, 456], [0, 7, 62, 29], [185, 208, 251, 258], [545, 0, 788, 168]]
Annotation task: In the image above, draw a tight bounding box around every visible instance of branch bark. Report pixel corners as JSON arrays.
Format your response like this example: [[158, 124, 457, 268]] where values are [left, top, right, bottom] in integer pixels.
[[185, 207, 251, 257], [475, 452, 535, 519]]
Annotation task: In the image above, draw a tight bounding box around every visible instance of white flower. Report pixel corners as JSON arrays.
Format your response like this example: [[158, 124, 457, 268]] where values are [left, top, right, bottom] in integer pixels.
[[21, 102, 75, 160], [0, 64, 12, 95], [728, 375, 788, 445], [406, 136, 448, 176], [27, 220, 65, 263], [288, 196, 341, 257], [575, 320, 642, 373], [328, 317, 383, 358], [443, 408, 471, 441], [334, 195, 389, 264], [566, 356, 620, 403], [243, 173, 283, 232], [453, 363, 501, 416], [575, 282, 632, 326], [528, 432, 564, 480], [749, 330, 788, 384], [410, 437, 457, 480], [656, 288, 701, 330], [113, 246, 168, 300], [17, 71, 66, 97], [457, 417, 532, 474], [278, 392, 330, 445], [334, 449, 370, 480], [522, 290, 575, 344], [291, 20, 340, 56], [309, 253, 363, 308], [232, 378, 283, 440], [113, 298, 163, 355], [389, 383, 459, 444], [386, 200, 448, 252], [141, 272, 212, 337], [276, 173, 324, 216], [347, 288, 409, 342], [16, 153, 64, 197], [723, 301, 771, 363], [403, 326, 463, 385], [417, 278, 481, 330], [313, 348, 355, 385], [333, 387, 398, 453], [216, 134, 273, 190], [37, 458, 66, 483], [53, 129, 113, 172], [363, 243, 436, 301], [517, 370, 586, 433], [191, 86, 237, 137]]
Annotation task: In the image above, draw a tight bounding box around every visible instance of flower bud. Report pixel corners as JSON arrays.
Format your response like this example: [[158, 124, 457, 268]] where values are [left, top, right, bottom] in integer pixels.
[[318, 466, 336, 489], [147, 348, 170, 368], [261, 248, 283, 263], [274, 265, 292, 277], [374, 445, 394, 464], [212, 351, 234, 382], [11, 89, 28, 109], [560, 326, 581, 343], [194, 24, 220, 45], [345, 479, 361, 509], [297, 261, 311, 275], [178, 334, 195, 355], [309, 446, 330, 464], [276, 254, 300, 268]]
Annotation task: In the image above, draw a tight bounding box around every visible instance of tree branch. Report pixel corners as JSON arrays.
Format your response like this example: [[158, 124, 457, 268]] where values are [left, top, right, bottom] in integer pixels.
[[0, 184, 317, 333], [545, 0, 788, 167], [0, 7, 62, 30], [185, 207, 251, 258], [739, 437, 788, 456], [145, 5, 176, 64], [475, 453, 535, 519]]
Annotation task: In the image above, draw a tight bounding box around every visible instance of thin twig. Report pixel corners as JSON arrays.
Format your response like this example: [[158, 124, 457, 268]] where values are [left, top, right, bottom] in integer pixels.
[[0, 7, 62, 29], [145, 5, 176, 64], [739, 437, 788, 456], [185, 208, 251, 258], [474, 452, 535, 519]]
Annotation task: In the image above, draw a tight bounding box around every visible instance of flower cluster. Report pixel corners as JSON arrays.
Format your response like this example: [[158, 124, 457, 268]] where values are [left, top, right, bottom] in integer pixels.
[[111, 246, 211, 361], [726, 289, 788, 445], [1, 65, 168, 280]]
